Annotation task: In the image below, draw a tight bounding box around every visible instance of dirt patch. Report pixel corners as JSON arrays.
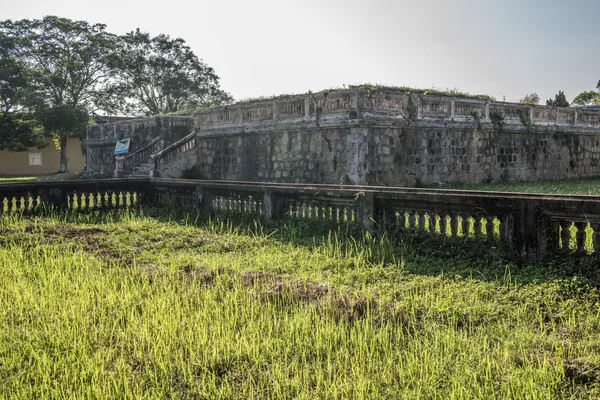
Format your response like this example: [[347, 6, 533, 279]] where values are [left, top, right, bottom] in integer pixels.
[[564, 359, 600, 385]]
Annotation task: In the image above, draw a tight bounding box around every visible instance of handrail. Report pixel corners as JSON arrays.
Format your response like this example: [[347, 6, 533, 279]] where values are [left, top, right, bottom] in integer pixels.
[[3, 178, 600, 259], [153, 131, 196, 159], [152, 131, 197, 170], [119, 135, 164, 169]]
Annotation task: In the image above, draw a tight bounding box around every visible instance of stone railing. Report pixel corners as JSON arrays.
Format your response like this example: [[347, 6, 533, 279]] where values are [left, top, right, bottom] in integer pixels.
[[5, 178, 600, 259], [192, 89, 600, 131], [147, 179, 600, 259], [152, 131, 197, 171], [0, 179, 150, 213]]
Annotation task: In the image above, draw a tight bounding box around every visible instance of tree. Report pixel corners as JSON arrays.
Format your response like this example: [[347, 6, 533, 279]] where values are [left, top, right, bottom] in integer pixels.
[[0, 112, 44, 152], [0, 30, 45, 151], [37, 105, 89, 172], [518, 93, 540, 105], [573, 81, 600, 106], [546, 91, 570, 107], [114, 29, 232, 116], [0, 16, 119, 172]]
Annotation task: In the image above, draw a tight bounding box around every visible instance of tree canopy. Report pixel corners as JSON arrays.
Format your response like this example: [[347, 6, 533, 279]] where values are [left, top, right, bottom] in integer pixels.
[[0, 16, 231, 172], [546, 91, 570, 107], [113, 29, 232, 116], [518, 93, 540, 105], [573, 81, 600, 106]]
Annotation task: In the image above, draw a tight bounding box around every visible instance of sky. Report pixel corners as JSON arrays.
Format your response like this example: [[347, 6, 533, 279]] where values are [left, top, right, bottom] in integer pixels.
[[2, 0, 599, 103]]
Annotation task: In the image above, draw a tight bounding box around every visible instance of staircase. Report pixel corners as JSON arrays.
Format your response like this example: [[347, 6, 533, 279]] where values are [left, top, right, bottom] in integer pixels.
[[115, 131, 198, 179]]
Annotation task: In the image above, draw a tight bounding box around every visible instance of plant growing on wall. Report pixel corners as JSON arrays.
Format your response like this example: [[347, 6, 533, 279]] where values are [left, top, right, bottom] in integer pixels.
[[546, 91, 570, 107], [518, 93, 540, 105], [489, 110, 505, 133]]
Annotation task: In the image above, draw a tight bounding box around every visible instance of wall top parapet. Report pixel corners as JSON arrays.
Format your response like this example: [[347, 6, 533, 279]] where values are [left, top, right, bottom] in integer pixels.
[[87, 89, 600, 142], [191, 88, 600, 131]]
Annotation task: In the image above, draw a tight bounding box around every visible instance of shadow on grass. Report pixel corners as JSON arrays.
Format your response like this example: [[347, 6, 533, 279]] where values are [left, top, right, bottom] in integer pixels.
[[6, 205, 600, 288]]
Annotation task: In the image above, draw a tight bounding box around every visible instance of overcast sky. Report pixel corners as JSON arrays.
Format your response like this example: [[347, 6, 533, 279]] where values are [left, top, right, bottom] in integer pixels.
[[3, 0, 599, 103]]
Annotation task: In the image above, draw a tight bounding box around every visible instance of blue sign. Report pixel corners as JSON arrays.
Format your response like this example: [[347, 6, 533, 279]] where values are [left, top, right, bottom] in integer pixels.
[[114, 138, 131, 156]]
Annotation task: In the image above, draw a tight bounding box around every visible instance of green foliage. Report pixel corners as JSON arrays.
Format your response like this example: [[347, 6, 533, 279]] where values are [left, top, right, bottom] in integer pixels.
[[0, 112, 44, 152], [454, 176, 600, 196], [489, 109, 505, 133], [37, 105, 89, 140], [572, 91, 600, 106], [238, 84, 494, 106], [519, 110, 532, 130], [349, 83, 495, 101], [0, 16, 118, 171], [518, 93, 540, 105], [113, 29, 233, 116], [546, 90, 570, 107]]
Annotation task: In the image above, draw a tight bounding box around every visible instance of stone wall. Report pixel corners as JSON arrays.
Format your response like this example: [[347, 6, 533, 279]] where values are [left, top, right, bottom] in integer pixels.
[[87, 88, 600, 185], [192, 125, 600, 186], [86, 116, 194, 177]]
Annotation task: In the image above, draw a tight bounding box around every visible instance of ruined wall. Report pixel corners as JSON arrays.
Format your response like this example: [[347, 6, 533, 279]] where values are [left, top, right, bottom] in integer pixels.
[[192, 125, 600, 186], [87, 88, 600, 185]]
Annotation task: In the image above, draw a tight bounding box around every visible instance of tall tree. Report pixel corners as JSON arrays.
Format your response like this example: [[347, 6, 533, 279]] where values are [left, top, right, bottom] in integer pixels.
[[0, 16, 118, 172], [0, 30, 45, 151], [546, 91, 570, 107], [114, 29, 232, 116]]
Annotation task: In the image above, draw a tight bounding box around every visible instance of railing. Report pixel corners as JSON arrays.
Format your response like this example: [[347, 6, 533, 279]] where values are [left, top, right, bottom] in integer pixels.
[[152, 131, 197, 170], [3, 178, 600, 259], [122, 135, 164, 169], [147, 179, 600, 259], [0, 180, 149, 213], [114, 135, 164, 177], [192, 89, 600, 131]]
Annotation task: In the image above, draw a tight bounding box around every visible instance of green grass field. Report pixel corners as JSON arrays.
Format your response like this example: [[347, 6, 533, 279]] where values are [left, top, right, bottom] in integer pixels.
[[444, 176, 600, 196], [1, 209, 599, 398]]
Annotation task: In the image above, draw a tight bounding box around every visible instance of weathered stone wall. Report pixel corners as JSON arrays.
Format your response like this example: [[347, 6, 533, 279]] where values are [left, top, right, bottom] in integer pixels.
[[86, 116, 194, 177], [370, 125, 600, 186], [87, 88, 600, 185], [193, 125, 600, 186]]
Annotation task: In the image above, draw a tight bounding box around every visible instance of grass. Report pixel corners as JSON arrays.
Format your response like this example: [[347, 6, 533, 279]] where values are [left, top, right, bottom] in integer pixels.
[[1, 208, 600, 398], [0, 175, 38, 183], [436, 176, 600, 196]]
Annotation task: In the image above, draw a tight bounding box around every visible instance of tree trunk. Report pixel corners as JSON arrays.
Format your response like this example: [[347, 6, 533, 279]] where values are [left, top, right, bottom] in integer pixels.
[[58, 134, 68, 173]]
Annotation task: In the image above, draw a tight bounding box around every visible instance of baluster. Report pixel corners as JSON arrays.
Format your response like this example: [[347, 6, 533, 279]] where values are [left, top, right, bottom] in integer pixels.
[[476, 217, 486, 237], [559, 221, 572, 251], [409, 211, 418, 231], [486, 217, 495, 240], [449, 214, 459, 237], [592, 224, 600, 253], [94, 192, 102, 209], [575, 222, 588, 253], [419, 213, 428, 232], [81, 193, 88, 211], [428, 214, 437, 234], [459, 215, 468, 237], [343, 207, 350, 222]]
